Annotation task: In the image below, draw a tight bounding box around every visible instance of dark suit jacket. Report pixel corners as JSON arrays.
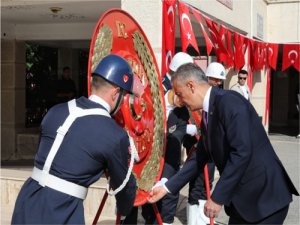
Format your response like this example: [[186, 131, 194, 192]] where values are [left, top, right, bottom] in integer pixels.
[[166, 87, 299, 222]]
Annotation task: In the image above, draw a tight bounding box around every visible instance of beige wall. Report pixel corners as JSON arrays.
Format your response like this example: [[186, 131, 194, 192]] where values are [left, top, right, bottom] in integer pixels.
[[122, 0, 163, 71], [267, 2, 300, 42], [1, 0, 299, 160]]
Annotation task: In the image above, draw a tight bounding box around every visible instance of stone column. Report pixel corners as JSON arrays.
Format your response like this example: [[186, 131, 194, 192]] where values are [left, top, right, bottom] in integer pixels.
[[1, 39, 26, 160]]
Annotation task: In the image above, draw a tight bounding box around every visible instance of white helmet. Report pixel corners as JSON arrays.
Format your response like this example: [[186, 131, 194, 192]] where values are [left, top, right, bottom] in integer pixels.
[[205, 62, 226, 80], [169, 52, 193, 72]]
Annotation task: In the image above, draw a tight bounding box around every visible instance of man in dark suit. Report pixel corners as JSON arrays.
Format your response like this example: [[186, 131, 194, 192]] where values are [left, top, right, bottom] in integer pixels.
[[148, 63, 299, 224]]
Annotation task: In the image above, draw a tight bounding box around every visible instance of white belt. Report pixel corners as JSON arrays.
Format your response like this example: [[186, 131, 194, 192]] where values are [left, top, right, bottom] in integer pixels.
[[31, 167, 88, 200]]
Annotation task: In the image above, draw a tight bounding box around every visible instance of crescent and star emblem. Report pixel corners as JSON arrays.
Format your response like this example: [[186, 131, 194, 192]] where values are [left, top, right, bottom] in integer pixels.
[[268, 47, 273, 57], [208, 28, 217, 40], [242, 43, 247, 52], [288, 50, 298, 64], [181, 13, 191, 29], [165, 50, 172, 69], [181, 13, 192, 40], [167, 5, 174, 32]]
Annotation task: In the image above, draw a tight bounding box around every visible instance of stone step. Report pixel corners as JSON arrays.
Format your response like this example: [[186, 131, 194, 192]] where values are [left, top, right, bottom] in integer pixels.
[[1, 168, 116, 225]]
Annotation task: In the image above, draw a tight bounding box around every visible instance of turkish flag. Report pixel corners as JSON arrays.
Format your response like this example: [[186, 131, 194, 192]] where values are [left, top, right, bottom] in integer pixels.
[[178, 1, 199, 53], [282, 44, 300, 72], [205, 17, 228, 64], [225, 28, 234, 68], [266, 43, 279, 70], [233, 32, 247, 70], [191, 8, 213, 55], [257, 42, 267, 70], [161, 0, 176, 76], [250, 40, 264, 72], [252, 41, 260, 71]]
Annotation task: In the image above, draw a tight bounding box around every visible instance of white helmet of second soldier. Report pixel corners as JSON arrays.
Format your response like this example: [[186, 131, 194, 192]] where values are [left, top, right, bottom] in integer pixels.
[[205, 62, 226, 80], [169, 52, 193, 72]]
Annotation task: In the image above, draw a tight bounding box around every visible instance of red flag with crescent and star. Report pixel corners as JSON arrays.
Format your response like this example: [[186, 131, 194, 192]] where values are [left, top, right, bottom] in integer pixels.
[[205, 17, 228, 64], [161, 0, 176, 76], [282, 44, 300, 72], [258, 42, 267, 70], [225, 27, 234, 68], [267, 43, 279, 70], [233, 32, 248, 71], [250, 40, 266, 72], [191, 8, 213, 55], [178, 1, 199, 53]]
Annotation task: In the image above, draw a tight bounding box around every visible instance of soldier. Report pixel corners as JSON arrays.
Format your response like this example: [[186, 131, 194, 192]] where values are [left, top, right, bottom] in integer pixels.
[[11, 54, 137, 224]]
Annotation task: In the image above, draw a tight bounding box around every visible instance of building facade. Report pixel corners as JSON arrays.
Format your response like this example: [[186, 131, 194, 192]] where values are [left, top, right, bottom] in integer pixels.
[[1, 0, 299, 161]]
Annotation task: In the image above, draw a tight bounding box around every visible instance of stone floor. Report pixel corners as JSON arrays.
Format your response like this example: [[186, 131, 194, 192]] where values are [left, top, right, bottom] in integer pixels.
[[1, 134, 299, 225]]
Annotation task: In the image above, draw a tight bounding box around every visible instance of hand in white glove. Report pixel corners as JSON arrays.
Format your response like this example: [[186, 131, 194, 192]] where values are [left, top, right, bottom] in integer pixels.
[[152, 177, 168, 190], [186, 124, 197, 136]]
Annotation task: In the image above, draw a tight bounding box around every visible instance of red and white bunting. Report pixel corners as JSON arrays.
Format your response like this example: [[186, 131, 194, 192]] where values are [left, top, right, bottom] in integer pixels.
[[178, 1, 199, 53], [266, 43, 279, 70], [161, 0, 176, 76], [205, 17, 229, 64], [191, 7, 213, 55], [282, 44, 300, 72], [225, 26, 234, 68], [233, 32, 247, 70]]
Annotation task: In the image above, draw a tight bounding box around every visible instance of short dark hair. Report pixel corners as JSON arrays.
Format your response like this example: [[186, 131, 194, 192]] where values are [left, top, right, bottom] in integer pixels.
[[91, 75, 112, 90], [172, 63, 207, 84], [238, 69, 248, 76]]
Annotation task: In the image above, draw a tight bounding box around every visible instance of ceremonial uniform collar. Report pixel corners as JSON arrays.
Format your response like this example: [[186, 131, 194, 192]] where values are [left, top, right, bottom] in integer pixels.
[[166, 72, 171, 81], [88, 94, 111, 113]]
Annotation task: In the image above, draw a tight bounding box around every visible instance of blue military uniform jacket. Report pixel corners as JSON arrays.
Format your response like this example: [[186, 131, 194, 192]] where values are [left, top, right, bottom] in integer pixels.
[[165, 87, 299, 222], [162, 74, 172, 94], [12, 97, 136, 224]]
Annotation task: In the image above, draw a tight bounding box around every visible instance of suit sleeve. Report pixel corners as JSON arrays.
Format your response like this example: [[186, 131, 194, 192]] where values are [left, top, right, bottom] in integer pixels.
[[107, 134, 137, 216], [165, 139, 208, 194], [211, 94, 252, 206]]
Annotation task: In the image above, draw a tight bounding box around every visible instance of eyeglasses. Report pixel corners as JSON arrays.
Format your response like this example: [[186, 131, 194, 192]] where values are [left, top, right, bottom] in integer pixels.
[[238, 77, 247, 80]]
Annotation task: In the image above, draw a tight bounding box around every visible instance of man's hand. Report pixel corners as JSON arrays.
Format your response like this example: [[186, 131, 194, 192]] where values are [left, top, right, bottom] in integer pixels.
[[204, 198, 222, 218], [147, 186, 168, 203]]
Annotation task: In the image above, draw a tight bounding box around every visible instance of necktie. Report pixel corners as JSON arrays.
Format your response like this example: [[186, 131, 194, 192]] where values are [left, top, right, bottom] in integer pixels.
[[202, 110, 214, 162]]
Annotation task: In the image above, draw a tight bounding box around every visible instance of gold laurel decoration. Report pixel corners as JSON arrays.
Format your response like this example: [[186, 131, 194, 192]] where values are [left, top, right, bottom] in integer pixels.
[[132, 30, 165, 192], [91, 24, 113, 72]]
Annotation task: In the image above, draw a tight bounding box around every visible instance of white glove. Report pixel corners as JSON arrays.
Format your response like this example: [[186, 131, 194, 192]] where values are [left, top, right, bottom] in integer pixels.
[[152, 177, 168, 190], [186, 124, 197, 136]]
